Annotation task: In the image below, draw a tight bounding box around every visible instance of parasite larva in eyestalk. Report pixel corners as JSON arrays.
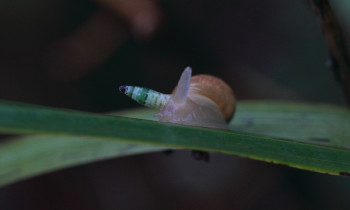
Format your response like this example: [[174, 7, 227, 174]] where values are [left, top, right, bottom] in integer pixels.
[[119, 67, 235, 130]]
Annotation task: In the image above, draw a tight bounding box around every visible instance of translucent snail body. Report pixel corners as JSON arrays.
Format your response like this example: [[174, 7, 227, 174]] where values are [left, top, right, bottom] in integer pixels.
[[119, 67, 235, 130]]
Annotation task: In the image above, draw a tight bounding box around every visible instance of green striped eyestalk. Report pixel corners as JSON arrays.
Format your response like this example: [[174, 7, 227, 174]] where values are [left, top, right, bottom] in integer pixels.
[[119, 86, 171, 110]]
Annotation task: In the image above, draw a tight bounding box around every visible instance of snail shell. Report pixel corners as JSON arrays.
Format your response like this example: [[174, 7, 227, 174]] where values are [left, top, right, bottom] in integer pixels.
[[119, 67, 235, 130]]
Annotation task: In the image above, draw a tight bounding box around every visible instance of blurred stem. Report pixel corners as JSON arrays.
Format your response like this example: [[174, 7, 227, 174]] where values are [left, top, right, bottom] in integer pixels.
[[312, 0, 350, 105]]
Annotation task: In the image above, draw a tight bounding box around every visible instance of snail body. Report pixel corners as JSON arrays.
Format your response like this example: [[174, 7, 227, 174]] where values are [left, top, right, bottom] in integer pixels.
[[119, 67, 235, 130]]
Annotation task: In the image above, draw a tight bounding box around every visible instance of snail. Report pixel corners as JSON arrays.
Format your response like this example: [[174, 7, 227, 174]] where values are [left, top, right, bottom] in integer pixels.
[[119, 67, 235, 130]]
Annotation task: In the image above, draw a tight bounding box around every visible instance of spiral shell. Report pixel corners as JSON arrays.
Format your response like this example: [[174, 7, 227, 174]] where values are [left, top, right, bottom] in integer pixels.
[[175, 74, 235, 122]]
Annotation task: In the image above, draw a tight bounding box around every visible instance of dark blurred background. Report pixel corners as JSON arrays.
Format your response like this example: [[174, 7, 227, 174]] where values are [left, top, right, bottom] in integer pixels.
[[1, 0, 350, 209]]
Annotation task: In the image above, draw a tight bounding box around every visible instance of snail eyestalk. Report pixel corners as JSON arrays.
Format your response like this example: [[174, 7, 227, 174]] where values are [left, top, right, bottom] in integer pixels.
[[119, 86, 171, 109]]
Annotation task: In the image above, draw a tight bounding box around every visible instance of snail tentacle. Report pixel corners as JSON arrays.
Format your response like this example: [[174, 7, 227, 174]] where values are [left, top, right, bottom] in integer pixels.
[[119, 86, 170, 109], [173, 66, 191, 105]]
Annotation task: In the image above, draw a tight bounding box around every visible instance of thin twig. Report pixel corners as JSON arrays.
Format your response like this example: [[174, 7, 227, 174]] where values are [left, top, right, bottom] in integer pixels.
[[311, 0, 350, 105]]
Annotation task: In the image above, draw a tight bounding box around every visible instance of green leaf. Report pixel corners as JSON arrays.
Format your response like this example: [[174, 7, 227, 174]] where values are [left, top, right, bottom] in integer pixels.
[[0, 135, 167, 187], [0, 99, 349, 188], [116, 102, 350, 150]]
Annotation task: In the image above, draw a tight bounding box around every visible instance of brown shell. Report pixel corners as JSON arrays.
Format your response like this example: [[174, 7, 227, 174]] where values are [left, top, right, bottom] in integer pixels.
[[173, 74, 236, 122]]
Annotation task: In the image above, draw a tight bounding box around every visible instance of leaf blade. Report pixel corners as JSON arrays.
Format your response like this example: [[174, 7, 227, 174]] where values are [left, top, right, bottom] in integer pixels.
[[0, 99, 350, 188], [0, 135, 167, 187]]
